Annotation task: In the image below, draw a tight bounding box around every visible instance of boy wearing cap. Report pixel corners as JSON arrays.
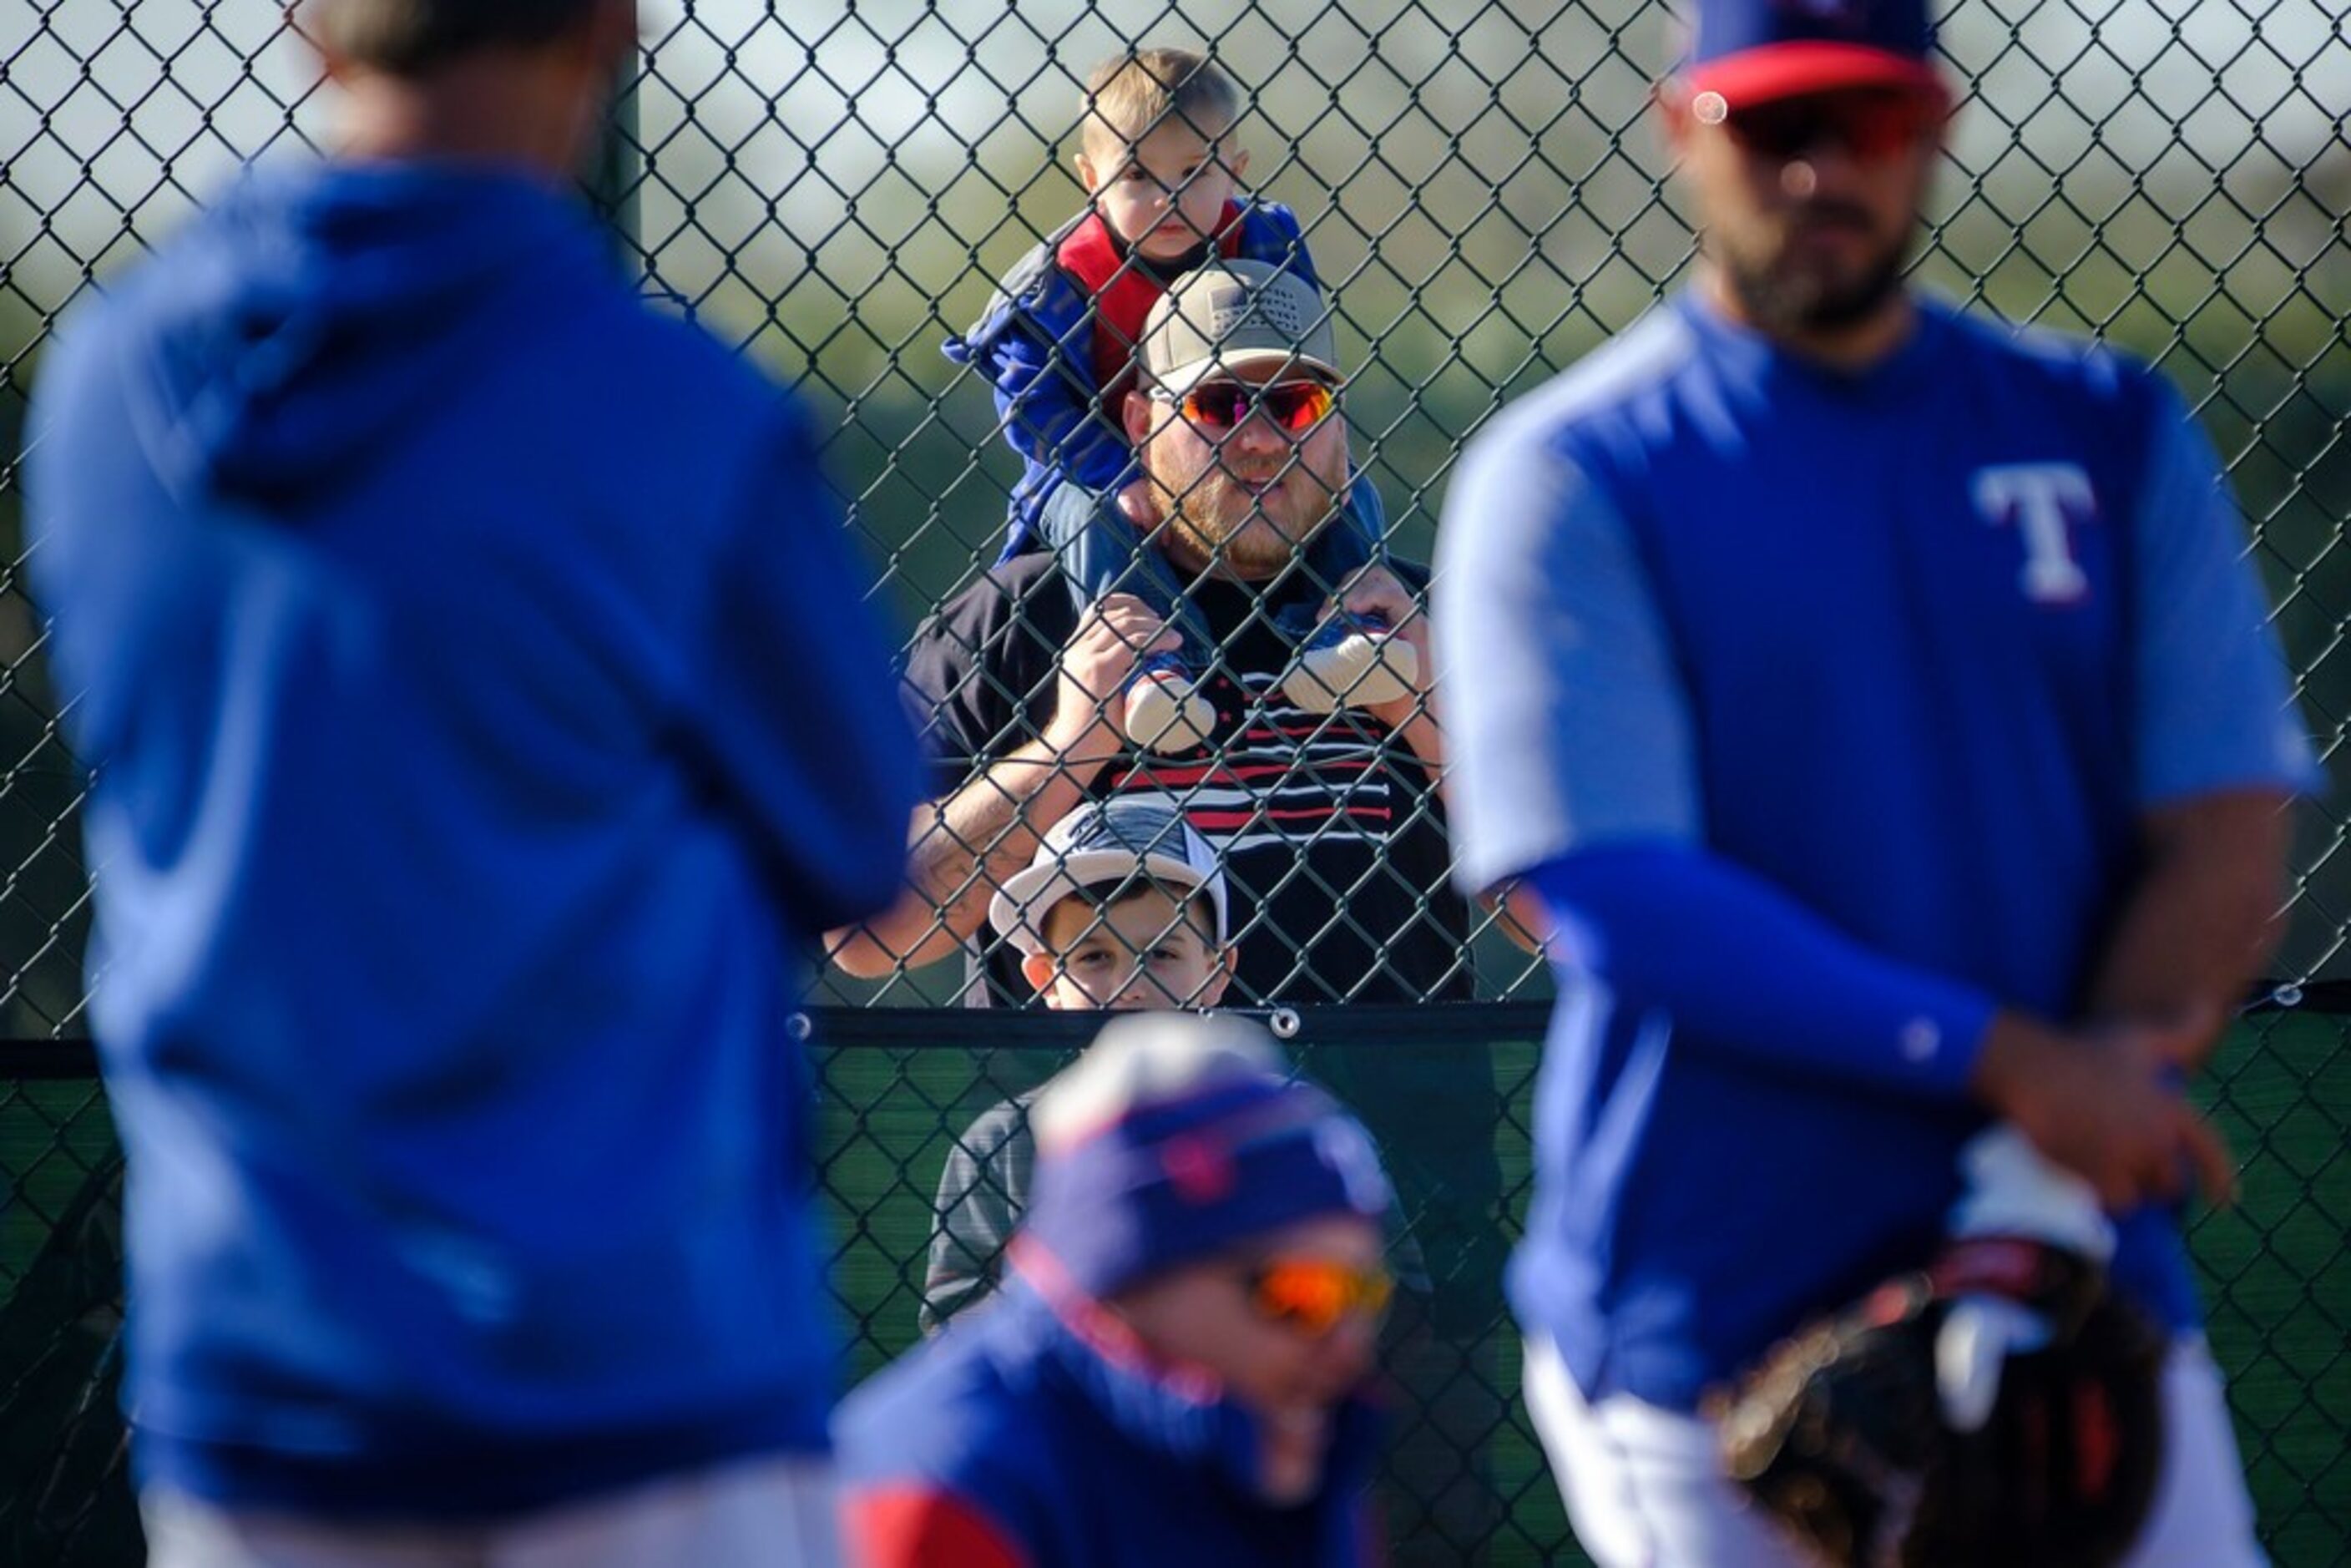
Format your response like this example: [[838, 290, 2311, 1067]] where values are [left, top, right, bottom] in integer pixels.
[[920, 798, 1235, 1333], [948, 48, 1408, 753], [841, 1014, 1393, 1567]]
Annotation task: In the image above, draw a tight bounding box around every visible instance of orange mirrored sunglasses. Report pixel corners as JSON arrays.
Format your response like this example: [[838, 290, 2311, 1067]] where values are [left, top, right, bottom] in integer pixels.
[[1720, 88, 1943, 164], [1152, 379, 1336, 436], [1245, 1256, 1395, 1335]]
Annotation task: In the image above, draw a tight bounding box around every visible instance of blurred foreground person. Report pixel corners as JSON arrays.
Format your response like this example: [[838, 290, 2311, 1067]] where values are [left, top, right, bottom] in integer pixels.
[[1437, 0, 2314, 1560], [25, 0, 920, 1561], [839, 1013, 1393, 1566]]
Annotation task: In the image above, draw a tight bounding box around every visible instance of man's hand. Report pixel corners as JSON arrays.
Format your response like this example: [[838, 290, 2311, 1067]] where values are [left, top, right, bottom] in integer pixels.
[[1331, 565, 1437, 742], [1115, 476, 1158, 529], [1970, 1009, 2236, 1212], [825, 593, 1177, 978], [1044, 593, 1180, 763]]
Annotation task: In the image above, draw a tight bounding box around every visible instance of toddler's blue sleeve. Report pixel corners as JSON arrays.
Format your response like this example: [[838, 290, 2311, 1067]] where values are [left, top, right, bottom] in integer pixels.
[[957, 280, 1135, 556]]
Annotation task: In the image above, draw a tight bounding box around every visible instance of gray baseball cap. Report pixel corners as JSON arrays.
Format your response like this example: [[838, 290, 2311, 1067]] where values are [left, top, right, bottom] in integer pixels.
[[988, 798, 1230, 958], [1142, 260, 1344, 397]]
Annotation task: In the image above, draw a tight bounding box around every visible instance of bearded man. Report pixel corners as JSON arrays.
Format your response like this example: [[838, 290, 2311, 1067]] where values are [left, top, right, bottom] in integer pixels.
[[831, 260, 1479, 1009]]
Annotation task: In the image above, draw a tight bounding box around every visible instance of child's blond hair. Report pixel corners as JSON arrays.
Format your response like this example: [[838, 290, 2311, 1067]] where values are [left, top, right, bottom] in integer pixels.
[[1080, 48, 1242, 149]]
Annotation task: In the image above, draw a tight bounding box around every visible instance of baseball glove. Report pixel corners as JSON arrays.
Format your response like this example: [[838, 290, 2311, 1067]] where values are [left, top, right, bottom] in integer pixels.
[[1712, 1237, 2166, 1568]]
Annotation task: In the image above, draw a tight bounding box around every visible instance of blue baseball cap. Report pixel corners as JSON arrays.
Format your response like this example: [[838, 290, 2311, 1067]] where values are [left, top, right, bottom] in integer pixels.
[[1678, 0, 1946, 110], [1022, 1014, 1391, 1297]]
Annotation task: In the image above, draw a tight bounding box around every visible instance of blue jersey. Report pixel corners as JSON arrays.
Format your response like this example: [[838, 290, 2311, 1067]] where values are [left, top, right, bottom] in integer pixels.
[[26, 163, 922, 1515], [1436, 289, 2318, 1410]]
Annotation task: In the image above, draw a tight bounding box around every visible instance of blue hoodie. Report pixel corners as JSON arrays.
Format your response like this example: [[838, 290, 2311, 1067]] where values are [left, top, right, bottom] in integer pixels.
[[26, 159, 923, 1517]]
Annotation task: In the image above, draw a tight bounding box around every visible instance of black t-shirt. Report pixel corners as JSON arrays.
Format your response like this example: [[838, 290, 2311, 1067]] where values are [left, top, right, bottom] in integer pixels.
[[902, 550, 1475, 1006]]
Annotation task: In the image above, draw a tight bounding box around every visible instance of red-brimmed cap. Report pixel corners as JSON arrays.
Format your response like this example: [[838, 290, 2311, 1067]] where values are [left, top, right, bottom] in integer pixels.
[[1678, 0, 1946, 111], [1684, 40, 1944, 109]]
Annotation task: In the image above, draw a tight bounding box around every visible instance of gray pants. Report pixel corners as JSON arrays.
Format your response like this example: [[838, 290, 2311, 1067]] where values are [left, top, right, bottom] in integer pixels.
[[142, 1454, 839, 1568]]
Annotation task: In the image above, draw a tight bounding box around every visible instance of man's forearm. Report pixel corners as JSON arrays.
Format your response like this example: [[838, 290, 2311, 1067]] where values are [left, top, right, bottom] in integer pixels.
[[1487, 878, 1550, 956], [1403, 697, 1546, 956], [2081, 787, 2295, 1061], [826, 738, 1110, 977], [913, 741, 1103, 938], [1393, 708, 1443, 775]]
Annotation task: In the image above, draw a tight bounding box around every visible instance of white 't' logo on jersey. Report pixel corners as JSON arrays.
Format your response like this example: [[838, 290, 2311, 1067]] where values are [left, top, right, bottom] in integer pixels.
[[1973, 463, 2096, 604]]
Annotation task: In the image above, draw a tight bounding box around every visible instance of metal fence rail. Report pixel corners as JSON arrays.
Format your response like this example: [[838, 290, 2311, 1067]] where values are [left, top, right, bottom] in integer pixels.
[[3, 0, 2346, 1563]]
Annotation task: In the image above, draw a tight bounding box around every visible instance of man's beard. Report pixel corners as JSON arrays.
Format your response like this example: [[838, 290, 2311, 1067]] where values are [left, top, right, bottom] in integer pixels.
[[1720, 211, 1912, 336], [1152, 453, 1344, 578]]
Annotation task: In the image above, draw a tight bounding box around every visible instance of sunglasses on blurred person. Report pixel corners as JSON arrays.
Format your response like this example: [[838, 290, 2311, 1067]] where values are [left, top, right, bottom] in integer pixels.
[[1244, 1255, 1394, 1336], [1150, 377, 1337, 438], [1703, 86, 1944, 163]]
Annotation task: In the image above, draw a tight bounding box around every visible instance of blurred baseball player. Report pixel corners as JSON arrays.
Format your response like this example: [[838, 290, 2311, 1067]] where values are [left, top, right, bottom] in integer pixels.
[[25, 0, 921, 1561], [839, 1012, 1394, 1567], [1434, 0, 2320, 1561]]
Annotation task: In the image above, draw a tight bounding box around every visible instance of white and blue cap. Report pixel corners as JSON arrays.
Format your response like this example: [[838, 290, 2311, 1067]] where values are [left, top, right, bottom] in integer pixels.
[[1024, 1013, 1392, 1297], [988, 798, 1230, 958]]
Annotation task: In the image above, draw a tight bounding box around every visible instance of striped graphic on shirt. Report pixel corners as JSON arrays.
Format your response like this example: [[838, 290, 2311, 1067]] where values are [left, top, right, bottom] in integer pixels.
[[1104, 675, 1402, 852]]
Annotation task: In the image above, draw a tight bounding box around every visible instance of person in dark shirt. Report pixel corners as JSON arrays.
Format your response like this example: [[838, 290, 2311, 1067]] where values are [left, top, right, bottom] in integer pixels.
[[830, 260, 1523, 1004]]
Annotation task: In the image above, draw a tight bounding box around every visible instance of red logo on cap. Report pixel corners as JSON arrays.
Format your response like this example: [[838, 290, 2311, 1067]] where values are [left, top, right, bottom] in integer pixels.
[[1161, 1135, 1236, 1204]]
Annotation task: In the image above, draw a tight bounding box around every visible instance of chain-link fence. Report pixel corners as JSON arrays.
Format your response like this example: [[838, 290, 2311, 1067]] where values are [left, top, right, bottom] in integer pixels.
[[3, 0, 2347, 1563]]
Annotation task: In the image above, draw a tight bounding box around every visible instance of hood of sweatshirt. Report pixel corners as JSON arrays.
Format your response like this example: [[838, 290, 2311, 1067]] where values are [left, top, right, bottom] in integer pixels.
[[124, 159, 604, 509]]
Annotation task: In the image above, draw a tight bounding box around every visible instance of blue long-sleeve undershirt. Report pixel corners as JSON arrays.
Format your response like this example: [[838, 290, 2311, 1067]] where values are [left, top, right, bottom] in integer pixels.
[[1529, 842, 1999, 1099]]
